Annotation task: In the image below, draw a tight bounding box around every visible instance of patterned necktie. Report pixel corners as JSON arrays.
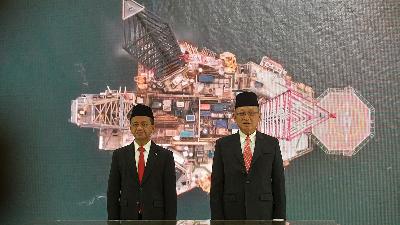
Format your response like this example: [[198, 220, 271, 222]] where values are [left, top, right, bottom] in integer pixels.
[[137, 146, 145, 184], [243, 135, 252, 173]]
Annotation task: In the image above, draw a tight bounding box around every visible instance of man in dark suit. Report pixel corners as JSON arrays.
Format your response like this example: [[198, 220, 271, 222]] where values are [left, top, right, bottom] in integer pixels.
[[107, 104, 177, 220], [210, 91, 286, 220]]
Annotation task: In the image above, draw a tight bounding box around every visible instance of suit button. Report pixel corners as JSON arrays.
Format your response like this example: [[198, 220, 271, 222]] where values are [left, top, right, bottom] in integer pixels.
[[245, 180, 251, 184]]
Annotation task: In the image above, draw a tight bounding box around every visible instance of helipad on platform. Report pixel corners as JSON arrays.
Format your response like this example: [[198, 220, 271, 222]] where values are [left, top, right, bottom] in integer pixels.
[[313, 87, 375, 156]]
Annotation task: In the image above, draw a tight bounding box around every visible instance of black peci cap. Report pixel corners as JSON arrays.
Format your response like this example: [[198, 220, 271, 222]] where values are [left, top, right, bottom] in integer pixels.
[[128, 104, 154, 121], [234, 91, 259, 109]]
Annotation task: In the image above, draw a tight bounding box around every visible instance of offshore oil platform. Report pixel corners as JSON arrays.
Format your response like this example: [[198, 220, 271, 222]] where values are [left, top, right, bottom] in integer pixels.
[[70, 0, 375, 195]]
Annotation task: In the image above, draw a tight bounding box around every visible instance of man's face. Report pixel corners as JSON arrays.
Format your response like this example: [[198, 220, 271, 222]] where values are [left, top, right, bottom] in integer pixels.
[[130, 116, 155, 143], [233, 106, 260, 135]]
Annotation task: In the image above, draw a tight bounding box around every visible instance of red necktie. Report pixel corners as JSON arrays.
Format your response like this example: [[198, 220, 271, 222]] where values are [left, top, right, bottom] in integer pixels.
[[243, 135, 252, 173], [137, 146, 145, 184]]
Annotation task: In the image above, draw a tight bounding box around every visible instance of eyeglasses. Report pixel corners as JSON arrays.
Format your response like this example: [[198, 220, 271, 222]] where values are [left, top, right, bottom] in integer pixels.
[[235, 111, 259, 117], [130, 122, 152, 128]]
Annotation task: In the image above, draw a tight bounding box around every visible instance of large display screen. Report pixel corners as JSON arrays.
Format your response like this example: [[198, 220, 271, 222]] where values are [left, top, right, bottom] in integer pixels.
[[1, 1, 398, 225]]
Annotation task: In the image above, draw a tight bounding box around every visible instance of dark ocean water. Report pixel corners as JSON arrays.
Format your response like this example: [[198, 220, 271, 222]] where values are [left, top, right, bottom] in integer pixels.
[[0, 0, 399, 225]]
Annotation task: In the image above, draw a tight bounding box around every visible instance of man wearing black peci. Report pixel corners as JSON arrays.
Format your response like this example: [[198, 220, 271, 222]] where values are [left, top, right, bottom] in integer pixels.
[[107, 104, 177, 220], [210, 91, 286, 221]]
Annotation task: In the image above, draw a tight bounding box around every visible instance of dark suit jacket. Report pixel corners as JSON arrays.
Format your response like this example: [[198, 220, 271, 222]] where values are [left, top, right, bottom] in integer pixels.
[[107, 141, 177, 220], [210, 131, 286, 220]]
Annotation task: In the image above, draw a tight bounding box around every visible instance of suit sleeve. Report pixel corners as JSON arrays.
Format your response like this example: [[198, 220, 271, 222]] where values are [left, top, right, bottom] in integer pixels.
[[163, 150, 177, 219], [271, 139, 286, 220], [107, 150, 121, 220], [210, 139, 225, 220]]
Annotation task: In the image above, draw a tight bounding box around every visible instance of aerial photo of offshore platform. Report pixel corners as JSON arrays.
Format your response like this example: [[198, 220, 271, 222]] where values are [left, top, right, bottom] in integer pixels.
[[70, 0, 375, 195]]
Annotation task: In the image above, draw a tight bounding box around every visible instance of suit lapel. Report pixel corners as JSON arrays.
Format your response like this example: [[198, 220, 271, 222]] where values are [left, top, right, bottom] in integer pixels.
[[126, 142, 139, 185], [141, 141, 158, 185], [232, 132, 247, 174], [250, 131, 264, 171]]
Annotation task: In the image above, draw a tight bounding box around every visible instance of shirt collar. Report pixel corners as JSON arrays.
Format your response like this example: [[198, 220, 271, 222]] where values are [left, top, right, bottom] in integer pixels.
[[134, 140, 151, 152], [239, 130, 256, 142]]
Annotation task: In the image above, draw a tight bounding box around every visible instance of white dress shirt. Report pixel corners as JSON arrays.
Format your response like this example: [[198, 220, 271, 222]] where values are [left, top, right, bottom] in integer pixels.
[[133, 140, 151, 170], [239, 130, 256, 154]]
